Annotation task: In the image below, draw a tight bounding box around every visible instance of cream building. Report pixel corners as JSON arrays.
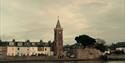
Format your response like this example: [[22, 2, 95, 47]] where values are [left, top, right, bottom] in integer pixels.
[[7, 41, 53, 56], [29, 47, 38, 56], [7, 46, 17, 56], [16, 47, 30, 56]]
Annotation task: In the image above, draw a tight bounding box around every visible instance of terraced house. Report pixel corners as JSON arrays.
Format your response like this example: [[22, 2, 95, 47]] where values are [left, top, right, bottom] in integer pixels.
[[0, 39, 53, 57]]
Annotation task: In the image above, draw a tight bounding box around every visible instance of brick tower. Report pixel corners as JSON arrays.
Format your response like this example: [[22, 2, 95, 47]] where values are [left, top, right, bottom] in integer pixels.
[[53, 17, 63, 58]]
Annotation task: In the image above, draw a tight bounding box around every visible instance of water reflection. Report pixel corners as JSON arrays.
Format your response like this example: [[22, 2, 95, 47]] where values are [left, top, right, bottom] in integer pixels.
[[3, 61, 125, 63]]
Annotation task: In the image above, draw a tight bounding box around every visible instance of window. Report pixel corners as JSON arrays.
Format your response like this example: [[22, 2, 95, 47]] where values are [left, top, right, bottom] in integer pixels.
[[45, 48, 47, 51], [38, 47, 44, 51], [17, 48, 20, 50]]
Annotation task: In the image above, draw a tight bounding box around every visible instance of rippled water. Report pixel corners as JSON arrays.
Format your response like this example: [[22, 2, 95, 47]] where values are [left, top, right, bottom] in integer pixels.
[[4, 61, 125, 63]]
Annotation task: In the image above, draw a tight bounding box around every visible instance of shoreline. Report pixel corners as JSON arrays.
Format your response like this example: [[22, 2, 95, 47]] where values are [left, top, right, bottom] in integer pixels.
[[0, 56, 125, 62], [0, 58, 125, 62], [0, 59, 102, 62], [0, 56, 102, 62]]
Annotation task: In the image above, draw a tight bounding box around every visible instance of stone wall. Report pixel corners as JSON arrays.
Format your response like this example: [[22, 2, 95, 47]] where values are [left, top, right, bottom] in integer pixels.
[[76, 48, 102, 59]]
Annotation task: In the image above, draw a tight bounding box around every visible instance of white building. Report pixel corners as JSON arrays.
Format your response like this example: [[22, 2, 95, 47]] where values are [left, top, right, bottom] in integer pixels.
[[7, 46, 53, 56], [7, 41, 53, 56], [16, 47, 30, 56], [116, 47, 125, 53], [29, 47, 38, 56]]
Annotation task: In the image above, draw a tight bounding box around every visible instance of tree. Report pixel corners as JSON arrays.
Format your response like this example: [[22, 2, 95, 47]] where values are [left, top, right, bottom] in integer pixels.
[[115, 42, 125, 47], [0, 40, 2, 46], [26, 40, 30, 42], [75, 35, 96, 47], [40, 40, 43, 43], [64, 44, 70, 51], [48, 40, 52, 47], [38, 40, 44, 47], [12, 39, 16, 42], [110, 43, 116, 50], [95, 38, 108, 52], [109, 42, 125, 50]]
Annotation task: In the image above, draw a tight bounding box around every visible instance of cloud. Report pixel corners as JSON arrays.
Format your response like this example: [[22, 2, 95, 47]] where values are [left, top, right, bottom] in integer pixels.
[[0, 0, 124, 45]]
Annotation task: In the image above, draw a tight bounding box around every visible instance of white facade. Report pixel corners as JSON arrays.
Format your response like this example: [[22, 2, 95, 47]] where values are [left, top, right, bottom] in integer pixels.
[[16, 47, 31, 56], [7, 46, 53, 56], [7, 46, 16, 56], [116, 47, 125, 53], [30, 47, 38, 56]]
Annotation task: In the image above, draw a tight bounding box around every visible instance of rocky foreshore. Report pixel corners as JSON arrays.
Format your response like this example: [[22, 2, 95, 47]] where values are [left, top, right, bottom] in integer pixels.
[[76, 48, 102, 59]]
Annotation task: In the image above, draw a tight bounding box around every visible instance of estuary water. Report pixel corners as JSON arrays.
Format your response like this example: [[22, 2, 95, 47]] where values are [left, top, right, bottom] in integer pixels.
[[4, 61, 125, 63]]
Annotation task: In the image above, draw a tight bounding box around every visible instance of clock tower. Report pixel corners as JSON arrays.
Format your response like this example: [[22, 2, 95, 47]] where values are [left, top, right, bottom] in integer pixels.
[[53, 17, 63, 58]]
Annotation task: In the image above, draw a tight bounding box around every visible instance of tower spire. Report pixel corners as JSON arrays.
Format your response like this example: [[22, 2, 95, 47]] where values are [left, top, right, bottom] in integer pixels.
[[58, 16, 59, 21], [56, 16, 61, 28]]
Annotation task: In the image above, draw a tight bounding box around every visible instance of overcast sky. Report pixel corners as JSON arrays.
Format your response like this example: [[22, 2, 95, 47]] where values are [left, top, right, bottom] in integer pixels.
[[0, 0, 125, 45]]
